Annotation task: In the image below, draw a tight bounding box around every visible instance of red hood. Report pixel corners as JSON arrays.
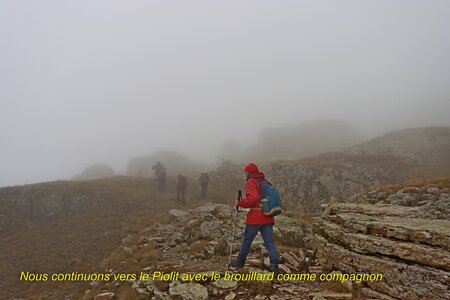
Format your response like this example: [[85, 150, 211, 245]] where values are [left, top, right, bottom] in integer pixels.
[[248, 171, 265, 181]]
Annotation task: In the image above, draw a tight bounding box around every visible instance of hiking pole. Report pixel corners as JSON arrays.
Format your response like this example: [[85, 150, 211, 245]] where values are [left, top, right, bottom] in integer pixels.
[[228, 190, 242, 269]]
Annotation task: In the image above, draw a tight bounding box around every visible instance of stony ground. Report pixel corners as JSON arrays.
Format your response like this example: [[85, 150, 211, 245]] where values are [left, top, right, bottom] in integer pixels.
[[82, 203, 345, 300], [2, 168, 449, 299], [83, 181, 450, 300]]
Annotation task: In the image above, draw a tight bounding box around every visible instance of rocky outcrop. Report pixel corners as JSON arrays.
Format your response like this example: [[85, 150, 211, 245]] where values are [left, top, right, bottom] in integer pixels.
[[0, 181, 105, 222], [313, 185, 450, 299], [73, 164, 114, 181], [264, 160, 391, 212], [344, 126, 450, 166], [212, 160, 392, 213]]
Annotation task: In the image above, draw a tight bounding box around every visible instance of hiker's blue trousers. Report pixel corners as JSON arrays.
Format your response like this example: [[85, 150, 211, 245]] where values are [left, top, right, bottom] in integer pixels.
[[237, 223, 279, 267]]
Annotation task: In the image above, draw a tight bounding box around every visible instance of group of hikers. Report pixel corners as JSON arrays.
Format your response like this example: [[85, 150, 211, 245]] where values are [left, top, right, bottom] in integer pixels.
[[151, 161, 210, 204], [152, 160, 280, 273]]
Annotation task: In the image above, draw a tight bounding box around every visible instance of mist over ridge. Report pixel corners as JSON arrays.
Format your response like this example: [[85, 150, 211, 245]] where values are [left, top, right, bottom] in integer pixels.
[[1, 0, 450, 187]]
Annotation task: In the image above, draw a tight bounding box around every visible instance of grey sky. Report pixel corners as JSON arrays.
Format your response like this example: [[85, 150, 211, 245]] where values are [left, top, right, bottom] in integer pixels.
[[1, 1, 450, 187]]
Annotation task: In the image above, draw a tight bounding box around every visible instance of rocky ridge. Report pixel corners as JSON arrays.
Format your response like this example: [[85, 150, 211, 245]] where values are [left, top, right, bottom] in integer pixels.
[[344, 126, 450, 166], [313, 184, 450, 299]]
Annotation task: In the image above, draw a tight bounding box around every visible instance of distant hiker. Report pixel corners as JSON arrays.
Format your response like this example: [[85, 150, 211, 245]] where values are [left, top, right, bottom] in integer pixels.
[[229, 163, 279, 273], [158, 168, 167, 193], [152, 161, 164, 179], [177, 174, 188, 204], [198, 171, 209, 198]]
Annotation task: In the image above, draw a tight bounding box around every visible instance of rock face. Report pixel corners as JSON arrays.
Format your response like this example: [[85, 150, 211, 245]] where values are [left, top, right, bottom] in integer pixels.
[[212, 160, 392, 213], [344, 126, 450, 166], [263, 160, 390, 212], [8, 182, 104, 222], [313, 185, 450, 299], [73, 164, 114, 181]]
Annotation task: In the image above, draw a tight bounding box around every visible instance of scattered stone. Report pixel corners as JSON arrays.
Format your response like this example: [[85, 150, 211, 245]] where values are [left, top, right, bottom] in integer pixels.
[[212, 278, 237, 290], [247, 258, 262, 267], [169, 209, 191, 223], [224, 291, 237, 300], [186, 218, 201, 230], [278, 264, 291, 274], [169, 282, 209, 300], [93, 292, 114, 300], [310, 291, 353, 299], [264, 257, 271, 268], [200, 220, 223, 240]]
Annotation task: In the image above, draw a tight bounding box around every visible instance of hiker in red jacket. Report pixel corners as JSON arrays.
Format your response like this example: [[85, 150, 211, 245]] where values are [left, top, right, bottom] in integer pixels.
[[177, 174, 188, 204], [229, 163, 279, 272]]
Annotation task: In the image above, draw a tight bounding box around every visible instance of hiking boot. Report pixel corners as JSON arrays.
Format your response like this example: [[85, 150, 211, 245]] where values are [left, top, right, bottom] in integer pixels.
[[268, 265, 279, 274], [229, 260, 244, 269]]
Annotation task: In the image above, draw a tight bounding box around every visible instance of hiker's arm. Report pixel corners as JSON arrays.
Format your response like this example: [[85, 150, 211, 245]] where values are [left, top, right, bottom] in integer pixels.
[[239, 180, 259, 208]]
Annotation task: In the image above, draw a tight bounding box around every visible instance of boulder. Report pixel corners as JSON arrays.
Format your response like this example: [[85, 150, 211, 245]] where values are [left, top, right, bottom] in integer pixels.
[[212, 278, 237, 290], [200, 220, 223, 240], [169, 209, 191, 223], [94, 292, 114, 300], [169, 282, 209, 300]]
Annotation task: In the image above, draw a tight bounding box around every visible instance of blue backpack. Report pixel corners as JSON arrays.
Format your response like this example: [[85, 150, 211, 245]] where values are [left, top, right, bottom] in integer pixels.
[[257, 180, 282, 217]]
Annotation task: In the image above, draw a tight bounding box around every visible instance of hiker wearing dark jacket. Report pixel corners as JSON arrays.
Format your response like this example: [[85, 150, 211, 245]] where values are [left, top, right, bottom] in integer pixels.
[[152, 161, 164, 178], [198, 171, 209, 198], [177, 174, 188, 204], [158, 168, 167, 192], [230, 163, 279, 272]]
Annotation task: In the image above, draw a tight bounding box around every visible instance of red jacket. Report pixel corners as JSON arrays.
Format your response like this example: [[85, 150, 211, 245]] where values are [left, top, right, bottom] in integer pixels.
[[238, 171, 275, 225]]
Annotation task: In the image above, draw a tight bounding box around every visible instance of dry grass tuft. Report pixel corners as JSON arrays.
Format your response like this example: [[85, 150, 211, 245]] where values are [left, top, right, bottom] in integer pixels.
[[189, 240, 209, 252], [215, 238, 229, 256]]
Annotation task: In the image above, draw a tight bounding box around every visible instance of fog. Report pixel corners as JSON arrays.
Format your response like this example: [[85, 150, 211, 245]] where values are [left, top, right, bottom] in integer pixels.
[[1, 1, 450, 187]]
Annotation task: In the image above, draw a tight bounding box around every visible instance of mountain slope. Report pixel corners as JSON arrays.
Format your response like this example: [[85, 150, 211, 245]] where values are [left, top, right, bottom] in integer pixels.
[[344, 126, 450, 166]]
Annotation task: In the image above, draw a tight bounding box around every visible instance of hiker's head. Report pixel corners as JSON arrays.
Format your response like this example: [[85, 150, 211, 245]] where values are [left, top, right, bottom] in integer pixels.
[[244, 163, 259, 179]]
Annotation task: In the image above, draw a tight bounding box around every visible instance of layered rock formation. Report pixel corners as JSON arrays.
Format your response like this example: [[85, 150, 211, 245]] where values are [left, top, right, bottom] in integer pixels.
[[313, 185, 450, 299]]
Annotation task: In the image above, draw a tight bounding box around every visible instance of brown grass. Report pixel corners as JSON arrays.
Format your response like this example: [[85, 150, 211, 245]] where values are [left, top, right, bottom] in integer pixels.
[[0, 175, 208, 299], [189, 240, 209, 252], [324, 280, 352, 293], [298, 213, 315, 225], [215, 238, 229, 256], [368, 176, 450, 195], [115, 285, 147, 300]]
